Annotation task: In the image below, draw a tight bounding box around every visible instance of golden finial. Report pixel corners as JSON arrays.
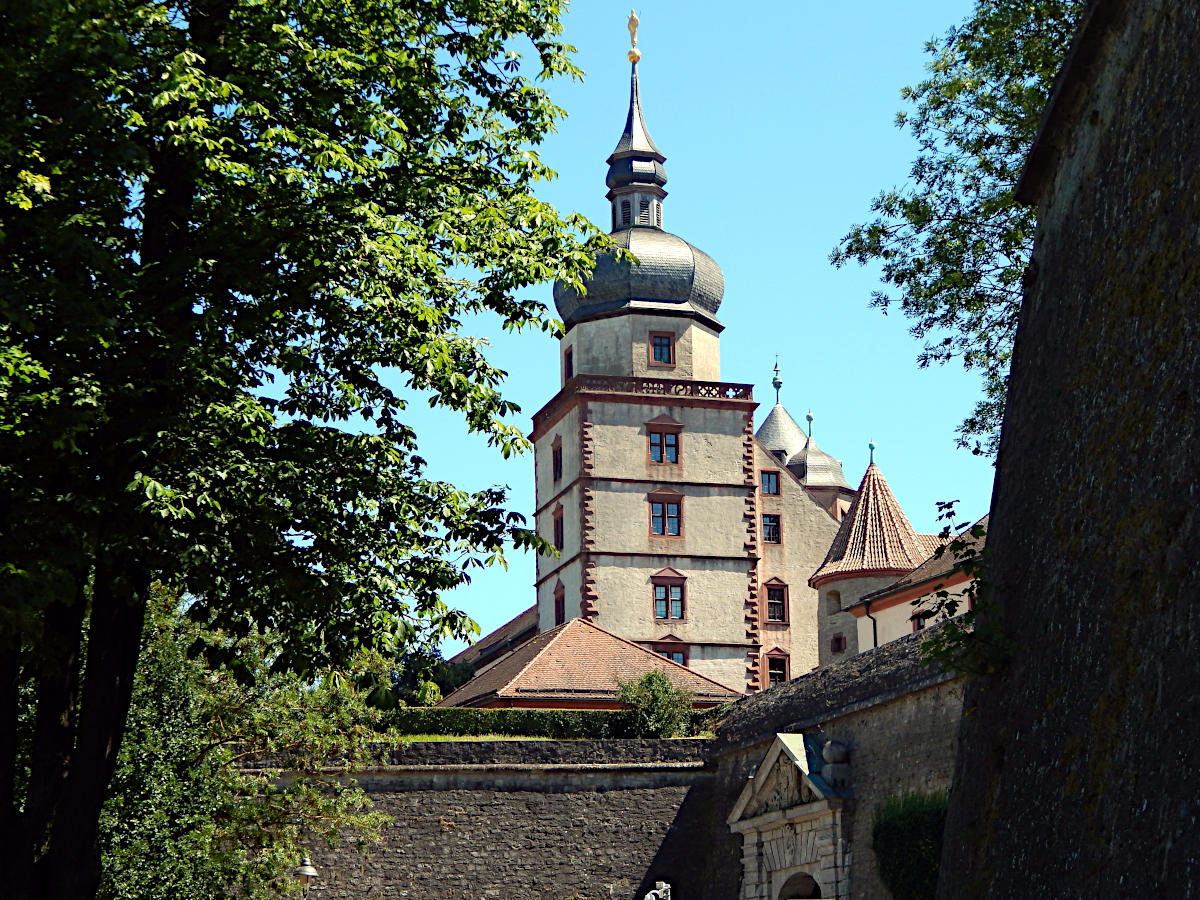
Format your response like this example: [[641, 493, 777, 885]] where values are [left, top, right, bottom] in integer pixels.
[[627, 9, 642, 63]]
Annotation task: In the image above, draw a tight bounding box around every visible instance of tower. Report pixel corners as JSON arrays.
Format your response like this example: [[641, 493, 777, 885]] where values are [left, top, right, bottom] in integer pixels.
[[528, 21, 842, 690], [809, 449, 940, 666]]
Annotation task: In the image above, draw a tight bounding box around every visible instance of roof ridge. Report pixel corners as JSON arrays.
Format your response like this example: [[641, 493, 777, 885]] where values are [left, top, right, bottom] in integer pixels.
[[574, 618, 743, 694]]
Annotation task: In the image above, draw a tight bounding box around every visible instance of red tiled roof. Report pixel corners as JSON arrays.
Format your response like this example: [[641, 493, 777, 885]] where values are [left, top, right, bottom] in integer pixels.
[[809, 463, 940, 587], [859, 514, 990, 603], [439, 618, 742, 708], [448, 604, 538, 669]]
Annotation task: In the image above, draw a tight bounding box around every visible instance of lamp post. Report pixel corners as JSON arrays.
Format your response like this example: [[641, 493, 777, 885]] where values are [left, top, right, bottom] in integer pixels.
[[293, 857, 318, 896]]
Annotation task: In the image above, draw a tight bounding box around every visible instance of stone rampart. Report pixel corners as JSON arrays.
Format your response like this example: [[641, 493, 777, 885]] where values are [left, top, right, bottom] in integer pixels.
[[309, 740, 710, 900]]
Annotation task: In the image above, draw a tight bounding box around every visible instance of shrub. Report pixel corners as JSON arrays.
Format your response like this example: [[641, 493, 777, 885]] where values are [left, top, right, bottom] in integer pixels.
[[871, 791, 949, 900], [616, 671, 692, 738]]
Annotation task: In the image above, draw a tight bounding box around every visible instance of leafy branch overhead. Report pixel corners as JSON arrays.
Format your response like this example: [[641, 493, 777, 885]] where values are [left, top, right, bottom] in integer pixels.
[[832, 0, 1084, 455], [1, 1, 603, 895]]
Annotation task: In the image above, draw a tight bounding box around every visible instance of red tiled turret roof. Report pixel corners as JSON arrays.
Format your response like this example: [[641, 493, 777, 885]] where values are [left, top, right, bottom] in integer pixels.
[[439, 618, 741, 708], [809, 463, 940, 588]]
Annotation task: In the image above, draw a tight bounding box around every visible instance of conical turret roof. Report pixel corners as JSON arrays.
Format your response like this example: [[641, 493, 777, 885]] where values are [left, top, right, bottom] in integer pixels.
[[756, 404, 809, 465], [809, 463, 940, 587]]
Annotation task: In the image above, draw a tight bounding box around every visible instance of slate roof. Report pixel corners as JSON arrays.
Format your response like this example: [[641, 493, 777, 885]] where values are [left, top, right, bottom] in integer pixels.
[[790, 433, 852, 490], [810, 463, 940, 587], [756, 404, 809, 465], [447, 604, 538, 669], [439, 618, 741, 708]]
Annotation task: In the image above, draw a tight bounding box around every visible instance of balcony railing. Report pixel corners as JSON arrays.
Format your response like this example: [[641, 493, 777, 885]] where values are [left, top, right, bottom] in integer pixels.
[[532, 374, 754, 432]]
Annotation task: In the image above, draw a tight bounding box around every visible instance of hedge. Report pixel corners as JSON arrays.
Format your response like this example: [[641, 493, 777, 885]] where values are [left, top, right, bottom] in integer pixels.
[[871, 791, 948, 900], [385, 704, 722, 739]]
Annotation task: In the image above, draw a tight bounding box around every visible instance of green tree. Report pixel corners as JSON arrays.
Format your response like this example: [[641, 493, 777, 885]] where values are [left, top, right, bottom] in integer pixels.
[[616, 670, 692, 739], [0, 1, 604, 896], [832, 0, 1085, 455], [98, 593, 389, 899]]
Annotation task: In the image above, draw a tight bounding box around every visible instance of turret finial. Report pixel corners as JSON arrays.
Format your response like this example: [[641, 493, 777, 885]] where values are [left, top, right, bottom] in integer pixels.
[[806, 409, 813, 438], [868, 440, 876, 465], [771, 359, 782, 405], [627, 10, 641, 62]]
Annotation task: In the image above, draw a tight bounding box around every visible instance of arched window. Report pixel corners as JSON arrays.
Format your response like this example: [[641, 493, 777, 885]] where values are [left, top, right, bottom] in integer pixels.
[[825, 589, 842, 616], [621, 199, 631, 225], [639, 198, 650, 223]]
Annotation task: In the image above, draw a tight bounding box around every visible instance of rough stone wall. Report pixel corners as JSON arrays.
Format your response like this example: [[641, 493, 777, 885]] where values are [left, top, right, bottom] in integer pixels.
[[938, 2, 1200, 895], [310, 740, 710, 900], [665, 630, 963, 900]]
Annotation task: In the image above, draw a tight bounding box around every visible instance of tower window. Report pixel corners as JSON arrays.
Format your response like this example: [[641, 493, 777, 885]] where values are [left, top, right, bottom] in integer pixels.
[[564, 347, 573, 380], [621, 200, 631, 225], [655, 203, 662, 227], [653, 583, 684, 619], [650, 500, 681, 536], [767, 654, 789, 686], [658, 648, 686, 666], [649, 332, 675, 367], [552, 505, 564, 551], [649, 430, 679, 464], [551, 436, 563, 482], [639, 198, 650, 223], [831, 633, 848, 654], [762, 514, 781, 544], [765, 583, 788, 622], [761, 471, 780, 494], [554, 583, 566, 626]]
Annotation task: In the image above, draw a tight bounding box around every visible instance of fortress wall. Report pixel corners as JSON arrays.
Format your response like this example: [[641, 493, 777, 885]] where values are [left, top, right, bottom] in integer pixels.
[[659, 629, 964, 900], [939, 2, 1200, 895], [311, 634, 962, 900], [308, 740, 710, 900]]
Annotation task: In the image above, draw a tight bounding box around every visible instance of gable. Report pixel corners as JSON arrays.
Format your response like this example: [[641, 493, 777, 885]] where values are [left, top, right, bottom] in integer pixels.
[[727, 734, 837, 826]]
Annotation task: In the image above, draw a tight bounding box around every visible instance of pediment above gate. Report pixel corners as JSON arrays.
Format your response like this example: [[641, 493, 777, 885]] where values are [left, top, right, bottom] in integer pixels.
[[726, 734, 848, 827]]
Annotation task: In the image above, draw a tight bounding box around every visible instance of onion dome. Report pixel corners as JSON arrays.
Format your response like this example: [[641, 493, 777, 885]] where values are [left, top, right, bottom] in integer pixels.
[[809, 457, 941, 588], [553, 30, 724, 329]]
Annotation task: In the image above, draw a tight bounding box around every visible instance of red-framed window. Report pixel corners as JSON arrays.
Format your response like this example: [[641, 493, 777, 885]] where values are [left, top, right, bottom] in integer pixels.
[[761, 471, 780, 495], [830, 632, 847, 654], [654, 583, 684, 620], [649, 430, 680, 464], [765, 581, 788, 623], [552, 505, 564, 551], [654, 645, 687, 666], [551, 435, 563, 482], [766, 653, 789, 687], [762, 514, 781, 544], [650, 500, 682, 536], [648, 332, 675, 367]]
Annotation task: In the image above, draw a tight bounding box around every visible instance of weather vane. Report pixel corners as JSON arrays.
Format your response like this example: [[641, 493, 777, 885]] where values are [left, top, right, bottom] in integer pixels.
[[628, 9, 642, 62]]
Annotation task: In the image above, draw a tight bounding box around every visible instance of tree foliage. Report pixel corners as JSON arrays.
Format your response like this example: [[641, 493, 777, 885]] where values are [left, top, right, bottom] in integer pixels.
[[616, 670, 692, 739], [0, 1, 604, 895], [832, 0, 1085, 455], [99, 593, 390, 899]]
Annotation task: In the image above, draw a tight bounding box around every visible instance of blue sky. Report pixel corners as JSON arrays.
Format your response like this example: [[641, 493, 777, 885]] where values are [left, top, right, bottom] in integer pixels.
[[408, 0, 995, 654]]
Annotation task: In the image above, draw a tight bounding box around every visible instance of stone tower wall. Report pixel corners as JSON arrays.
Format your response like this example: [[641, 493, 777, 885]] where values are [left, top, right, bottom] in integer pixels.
[[938, 1, 1200, 895]]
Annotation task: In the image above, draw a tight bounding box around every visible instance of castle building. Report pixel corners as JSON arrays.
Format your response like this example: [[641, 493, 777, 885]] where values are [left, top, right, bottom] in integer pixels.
[[445, 29, 959, 701]]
